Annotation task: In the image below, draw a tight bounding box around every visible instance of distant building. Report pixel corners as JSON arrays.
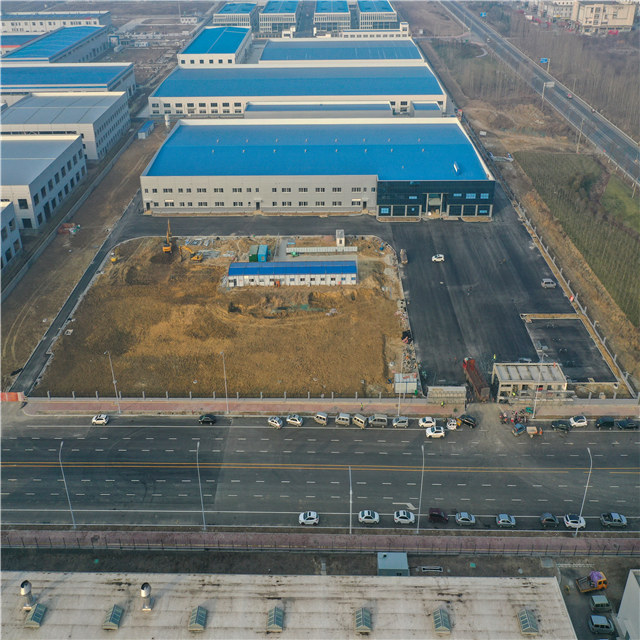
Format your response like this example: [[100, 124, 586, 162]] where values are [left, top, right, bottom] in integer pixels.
[[0, 134, 87, 230], [178, 27, 252, 66], [537, 0, 575, 20], [212, 2, 258, 29], [571, 1, 636, 33], [228, 261, 358, 287], [259, 0, 300, 35], [357, 0, 397, 30], [0, 11, 111, 34], [314, 0, 351, 33], [1, 200, 23, 270]]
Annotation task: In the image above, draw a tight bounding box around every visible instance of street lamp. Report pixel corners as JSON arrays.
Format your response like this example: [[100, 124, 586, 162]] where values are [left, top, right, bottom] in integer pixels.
[[532, 354, 547, 419], [59, 441, 76, 530], [416, 443, 425, 534], [575, 447, 593, 538], [196, 441, 206, 531], [220, 351, 229, 415], [348, 465, 353, 535], [104, 350, 121, 414]]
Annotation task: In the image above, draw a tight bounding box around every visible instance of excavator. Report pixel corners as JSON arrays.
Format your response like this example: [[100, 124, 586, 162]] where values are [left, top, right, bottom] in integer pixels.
[[178, 244, 203, 262], [162, 220, 173, 253]]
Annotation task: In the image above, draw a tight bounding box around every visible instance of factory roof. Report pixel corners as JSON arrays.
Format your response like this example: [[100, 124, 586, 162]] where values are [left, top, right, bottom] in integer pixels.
[[413, 101, 441, 111], [181, 26, 250, 55], [260, 38, 421, 61], [152, 65, 442, 98], [3, 26, 106, 61], [0, 92, 126, 126], [262, 0, 300, 15], [244, 102, 390, 111], [1, 12, 108, 21], [0, 135, 80, 186], [0, 34, 39, 48], [315, 0, 349, 13], [217, 2, 257, 14], [358, 0, 395, 13], [1, 63, 133, 92], [142, 119, 490, 182], [229, 261, 357, 276]]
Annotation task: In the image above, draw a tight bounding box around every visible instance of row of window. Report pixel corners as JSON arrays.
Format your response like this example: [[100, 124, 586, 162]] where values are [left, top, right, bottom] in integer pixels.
[[155, 200, 363, 208], [181, 58, 234, 65], [145, 186, 374, 195], [2, 239, 23, 269]]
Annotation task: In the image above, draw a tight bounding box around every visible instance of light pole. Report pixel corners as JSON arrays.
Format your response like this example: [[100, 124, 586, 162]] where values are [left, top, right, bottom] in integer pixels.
[[59, 441, 76, 530], [220, 351, 229, 415], [575, 447, 592, 538], [196, 441, 206, 531], [104, 350, 121, 414], [416, 443, 426, 534], [348, 465, 353, 535], [532, 354, 547, 419]]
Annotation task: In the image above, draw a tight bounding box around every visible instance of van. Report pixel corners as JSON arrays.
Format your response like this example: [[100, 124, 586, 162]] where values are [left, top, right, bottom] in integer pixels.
[[353, 414, 367, 429], [589, 595, 612, 613], [541, 278, 557, 289], [335, 413, 351, 426], [368, 414, 388, 428], [587, 615, 615, 635], [313, 412, 328, 426]]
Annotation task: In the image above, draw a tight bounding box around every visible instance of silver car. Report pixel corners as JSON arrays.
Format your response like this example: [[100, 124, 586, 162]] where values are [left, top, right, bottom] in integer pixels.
[[268, 416, 283, 429], [286, 414, 303, 427], [496, 514, 516, 528], [455, 512, 476, 526]]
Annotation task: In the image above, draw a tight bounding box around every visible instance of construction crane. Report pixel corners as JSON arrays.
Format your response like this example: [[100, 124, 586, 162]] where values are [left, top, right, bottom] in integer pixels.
[[162, 220, 173, 253], [179, 244, 203, 262]]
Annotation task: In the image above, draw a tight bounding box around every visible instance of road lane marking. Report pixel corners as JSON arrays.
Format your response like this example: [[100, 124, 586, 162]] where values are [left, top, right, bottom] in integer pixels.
[[281, 480, 290, 483], [118, 449, 127, 452], [280, 495, 289, 498], [81, 479, 91, 483], [256, 480, 264, 483]]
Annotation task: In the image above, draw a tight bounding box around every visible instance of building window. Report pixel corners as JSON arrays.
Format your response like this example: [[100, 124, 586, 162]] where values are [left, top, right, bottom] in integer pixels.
[[453, 192, 462, 198], [215, 201, 224, 206], [197, 188, 207, 193], [282, 187, 291, 192], [282, 201, 291, 206], [1, 228, 7, 241], [332, 187, 341, 192], [352, 187, 361, 192], [163, 188, 173, 193], [315, 187, 325, 192], [198, 201, 207, 206], [178, 188, 183, 193], [186, 188, 192, 193], [466, 193, 477, 199], [152, 188, 158, 193], [316, 201, 325, 206], [272, 187, 277, 192], [298, 201, 308, 206], [332, 201, 342, 206], [55, 172, 61, 183], [272, 202, 278, 206], [233, 201, 243, 207], [298, 187, 308, 192], [33, 194, 40, 205], [480, 193, 490, 200], [164, 201, 174, 207], [232, 187, 242, 193], [18, 199, 28, 210], [41, 187, 47, 197]]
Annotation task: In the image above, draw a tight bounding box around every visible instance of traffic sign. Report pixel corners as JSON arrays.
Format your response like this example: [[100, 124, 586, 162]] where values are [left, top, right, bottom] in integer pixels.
[[480, 12, 487, 17], [540, 57, 549, 64]]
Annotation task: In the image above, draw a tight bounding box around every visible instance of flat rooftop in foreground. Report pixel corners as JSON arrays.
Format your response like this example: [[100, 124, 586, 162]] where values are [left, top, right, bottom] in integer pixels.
[[181, 26, 249, 55], [143, 119, 489, 182], [315, 0, 349, 13], [358, 0, 395, 13], [1, 572, 576, 640], [262, 0, 300, 14], [1, 63, 133, 91], [217, 2, 256, 14], [260, 38, 421, 61], [3, 26, 105, 60]]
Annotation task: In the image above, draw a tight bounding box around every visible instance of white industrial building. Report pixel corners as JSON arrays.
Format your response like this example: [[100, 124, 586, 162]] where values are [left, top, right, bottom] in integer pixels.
[[258, 0, 300, 35], [177, 27, 252, 67], [314, 0, 351, 32], [0, 92, 130, 161], [491, 362, 569, 402], [338, 22, 409, 38], [212, 2, 258, 29], [0, 135, 87, 230], [0, 11, 111, 34], [1, 201, 23, 270], [228, 260, 358, 287], [617, 570, 640, 640], [243, 101, 393, 118], [357, 0, 398, 29]]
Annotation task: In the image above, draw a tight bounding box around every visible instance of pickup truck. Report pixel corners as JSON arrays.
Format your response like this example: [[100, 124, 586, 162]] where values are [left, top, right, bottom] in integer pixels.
[[576, 571, 607, 593]]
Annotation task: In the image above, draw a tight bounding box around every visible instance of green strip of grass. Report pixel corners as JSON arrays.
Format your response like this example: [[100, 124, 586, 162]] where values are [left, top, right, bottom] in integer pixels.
[[601, 174, 640, 234]]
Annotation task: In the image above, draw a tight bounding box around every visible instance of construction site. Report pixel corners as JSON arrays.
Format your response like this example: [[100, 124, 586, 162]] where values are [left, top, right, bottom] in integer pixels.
[[33, 229, 415, 399]]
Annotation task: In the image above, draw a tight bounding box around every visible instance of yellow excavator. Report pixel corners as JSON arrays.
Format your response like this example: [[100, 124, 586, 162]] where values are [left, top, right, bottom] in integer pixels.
[[110, 248, 119, 263], [162, 220, 173, 253], [178, 244, 203, 262]]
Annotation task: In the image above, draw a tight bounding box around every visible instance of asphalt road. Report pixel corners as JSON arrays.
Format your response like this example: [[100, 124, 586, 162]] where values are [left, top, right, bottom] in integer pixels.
[[2, 417, 638, 530]]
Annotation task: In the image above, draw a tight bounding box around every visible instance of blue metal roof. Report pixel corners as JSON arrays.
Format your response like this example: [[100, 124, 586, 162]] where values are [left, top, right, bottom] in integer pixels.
[[139, 120, 155, 134], [152, 66, 442, 98], [315, 1, 349, 13], [182, 26, 249, 55], [229, 261, 357, 276], [3, 26, 105, 60], [358, 0, 395, 12], [414, 102, 441, 111], [245, 102, 389, 111], [143, 121, 489, 182], [218, 2, 256, 14], [0, 34, 39, 47], [260, 39, 420, 61], [262, 0, 300, 14], [1, 64, 133, 91]]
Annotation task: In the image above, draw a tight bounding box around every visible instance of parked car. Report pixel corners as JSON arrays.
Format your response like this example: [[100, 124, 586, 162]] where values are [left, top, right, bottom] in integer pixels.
[[455, 512, 476, 526], [595, 416, 615, 429], [512, 424, 527, 437], [432, 254, 445, 263], [446, 418, 458, 431], [587, 614, 615, 635], [457, 414, 477, 428], [616, 418, 639, 430], [358, 510, 380, 525], [198, 414, 216, 425], [600, 512, 627, 528], [286, 414, 304, 427], [541, 278, 557, 289], [566, 92, 573, 99], [496, 514, 517, 528], [569, 415, 588, 428], [392, 416, 409, 429], [551, 420, 572, 432], [393, 510, 415, 525], [563, 513, 586, 530], [268, 416, 283, 429], [540, 512, 559, 528], [298, 511, 319, 526], [425, 426, 446, 439], [428, 508, 449, 524], [91, 414, 109, 425], [418, 416, 436, 428]]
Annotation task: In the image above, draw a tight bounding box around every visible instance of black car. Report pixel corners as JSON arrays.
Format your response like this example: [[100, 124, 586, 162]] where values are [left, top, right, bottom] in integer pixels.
[[428, 508, 449, 524], [551, 420, 572, 432], [457, 414, 477, 428], [540, 512, 559, 528], [198, 414, 217, 425], [595, 416, 615, 429], [616, 418, 639, 430]]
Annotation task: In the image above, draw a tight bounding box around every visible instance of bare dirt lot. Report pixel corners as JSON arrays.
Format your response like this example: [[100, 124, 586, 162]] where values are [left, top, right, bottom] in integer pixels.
[[33, 237, 408, 399]]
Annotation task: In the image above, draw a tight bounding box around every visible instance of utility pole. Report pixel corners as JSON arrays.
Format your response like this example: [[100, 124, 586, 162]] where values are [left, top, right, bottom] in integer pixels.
[[576, 119, 585, 154], [348, 466, 353, 535], [575, 448, 593, 538], [59, 441, 76, 530], [220, 351, 229, 415], [196, 441, 206, 531], [416, 443, 425, 534], [104, 350, 121, 414]]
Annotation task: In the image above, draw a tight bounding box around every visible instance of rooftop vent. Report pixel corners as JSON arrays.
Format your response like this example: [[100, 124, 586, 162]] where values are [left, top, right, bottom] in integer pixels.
[[20, 580, 35, 611], [103, 604, 124, 630], [266, 606, 284, 633], [453, 162, 460, 174], [140, 582, 153, 612], [518, 608, 539, 635], [188, 605, 208, 633], [355, 607, 372, 634], [24, 603, 47, 629], [433, 607, 452, 635]]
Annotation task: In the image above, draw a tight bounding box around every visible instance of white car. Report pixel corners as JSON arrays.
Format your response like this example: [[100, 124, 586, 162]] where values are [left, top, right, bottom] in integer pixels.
[[418, 416, 436, 428], [496, 514, 517, 528], [425, 426, 446, 439], [455, 512, 476, 526], [563, 514, 586, 530], [358, 510, 380, 525], [392, 416, 409, 428], [298, 511, 319, 526], [393, 510, 415, 525], [91, 414, 109, 425], [446, 418, 458, 431], [286, 414, 304, 427], [432, 254, 445, 263], [569, 415, 588, 428], [268, 416, 283, 429]]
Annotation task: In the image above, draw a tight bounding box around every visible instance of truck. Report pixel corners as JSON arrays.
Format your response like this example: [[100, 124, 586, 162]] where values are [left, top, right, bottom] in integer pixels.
[[463, 357, 490, 402], [576, 571, 607, 593]]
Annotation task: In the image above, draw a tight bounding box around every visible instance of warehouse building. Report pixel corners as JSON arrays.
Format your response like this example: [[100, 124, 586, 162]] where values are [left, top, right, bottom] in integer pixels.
[[0, 11, 111, 34], [0, 34, 39, 55], [0, 92, 130, 161], [228, 260, 358, 287], [258, 0, 300, 35], [2, 26, 110, 64], [1, 201, 23, 270], [178, 27, 251, 66], [244, 101, 392, 118], [314, 0, 351, 32], [0, 134, 87, 230], [0, 63, 136, 103], [212, 2, 258, 29], [357, 0, 397, 29], [148, 64, 447, 116], [140, 118, 494, 219]]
